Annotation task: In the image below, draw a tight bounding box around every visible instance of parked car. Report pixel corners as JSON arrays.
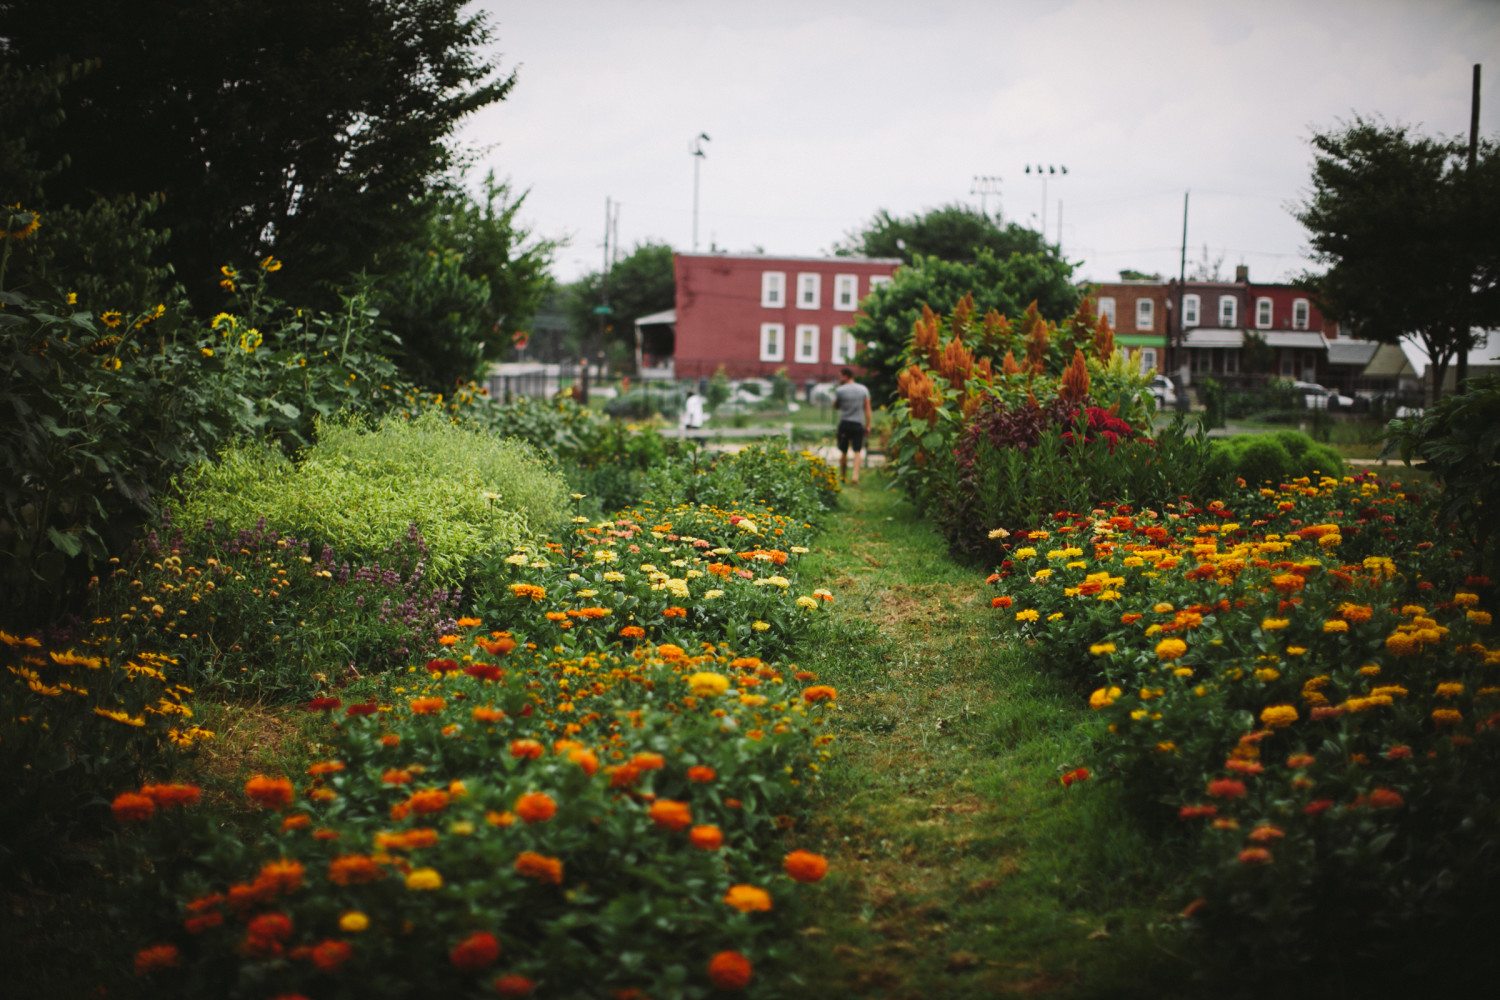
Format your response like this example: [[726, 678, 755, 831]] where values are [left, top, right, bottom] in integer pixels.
[[1292, 381, 1354, 410], [604, 384, 688, 419], [1148, 374, 1177, 410]]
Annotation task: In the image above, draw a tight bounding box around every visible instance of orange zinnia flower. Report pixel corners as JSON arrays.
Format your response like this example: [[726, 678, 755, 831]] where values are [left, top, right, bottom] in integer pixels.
[[689, 825, 724, 850], [619, 625, 646, 639], [244, 774, 295, 810], [515, 792, 557, 824], [140, 782, 202, 807], [133, 943, 180, 975], [409, 696, 446, 715], [112, 791, 156, 823], [493, 974, 536, 997], [311, 938, 354, 971], [648, 799, 693, 831], [328, 854, 384, 885], [708, 950, 753, 990], [687, 765, 716, 783], [802, 685, 837, 703], [783, 850, 829, 883], [514, 851, 564, 885], [449, 930, 502, 971], [510, 739, 545, 759], [723, 884, 772, 912]]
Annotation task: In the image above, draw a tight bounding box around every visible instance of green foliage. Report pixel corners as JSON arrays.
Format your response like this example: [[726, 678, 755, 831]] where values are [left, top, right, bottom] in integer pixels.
[[169, 410, 569, 586], [644, 446, 840, 522], [3, 0, 515, 308], [1387, 374, 1500, 571], [708, 365, 732, 411], [848, 248, 1079, 403], [1199, 376, 1225, 429], [1209, 431, 1344, 485], [835, 202, 1054, 265], [565, 241, 677, 361], [1296, 117, 1499, 397]]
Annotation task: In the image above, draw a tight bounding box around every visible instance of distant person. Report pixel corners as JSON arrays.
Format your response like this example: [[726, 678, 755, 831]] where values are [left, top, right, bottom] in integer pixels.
[[833, 366, 872, 485], [681, 388, 707, 430]]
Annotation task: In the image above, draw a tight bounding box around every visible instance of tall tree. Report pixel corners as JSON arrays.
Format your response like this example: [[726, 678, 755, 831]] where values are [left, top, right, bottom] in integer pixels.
[[565, 241, 676, 366], [0, 0, 513, 307], [1296, 117, 1499, 399], [848, 248, 1079, 404], [834, 203, 1054, 265]]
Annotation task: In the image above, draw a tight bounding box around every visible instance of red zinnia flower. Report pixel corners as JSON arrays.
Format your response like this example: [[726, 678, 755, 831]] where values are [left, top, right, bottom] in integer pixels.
[[449, 931, 501, 972]]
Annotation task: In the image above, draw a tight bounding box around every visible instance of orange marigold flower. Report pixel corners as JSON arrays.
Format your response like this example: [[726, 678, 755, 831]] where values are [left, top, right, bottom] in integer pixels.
[[1207, 778, 1248, 799], [472, 706, 506, 723], [449, 930, 502, 972], [134, 943, 180, 975], [723, 884, 772, 912], [689, 824, 724, 850], [662, 606, 687, 619], [631, 751, 666, 771], [514, 851, 564, 885], [510, 738, 545, 759], [1237, 847, 1273, 865], [991, 595, 1013, 609], [687, 765, 717, 783], [783, 850, 829, 883], [245, 774, 295, 810], [328, 854, 384, 886], [409, 696, 446, 715], [708, 950, 754, 990], [311, 938, 354, 972], [802, 685, 837, 703], [493, 974, 536, 997], [649, 799, 693, 831], [140, 782, 202, 807], [515, 792, 557, 824], [112, 791, 156, 823]]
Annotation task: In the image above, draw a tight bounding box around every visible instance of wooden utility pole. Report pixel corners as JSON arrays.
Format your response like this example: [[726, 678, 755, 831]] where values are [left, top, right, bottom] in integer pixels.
[[1458, 63, 1481, 394]]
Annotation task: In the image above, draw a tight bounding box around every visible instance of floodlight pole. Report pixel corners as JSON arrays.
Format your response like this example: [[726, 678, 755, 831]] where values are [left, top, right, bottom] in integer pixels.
[[691, 133, 710, 252]]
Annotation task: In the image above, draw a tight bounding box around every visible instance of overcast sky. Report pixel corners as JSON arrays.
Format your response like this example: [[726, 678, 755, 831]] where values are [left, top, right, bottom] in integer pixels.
[[463, 0, 1500, 287]]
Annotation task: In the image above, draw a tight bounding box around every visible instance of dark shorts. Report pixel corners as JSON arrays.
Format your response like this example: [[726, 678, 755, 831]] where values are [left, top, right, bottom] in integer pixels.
[[837, 419, 866, 453]]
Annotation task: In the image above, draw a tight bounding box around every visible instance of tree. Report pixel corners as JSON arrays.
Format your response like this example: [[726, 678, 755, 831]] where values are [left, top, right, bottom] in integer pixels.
[[0, 0, 513, 307], [848, 248, 1079, 404], [1296, 117, 1500, 399], [371, 175, 557, 390], [565, 242, 676, 367], [834, 203, 1053, 265]]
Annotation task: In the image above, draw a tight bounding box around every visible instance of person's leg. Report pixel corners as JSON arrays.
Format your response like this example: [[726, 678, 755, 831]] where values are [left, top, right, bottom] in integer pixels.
[[849, 447, 861, 484]]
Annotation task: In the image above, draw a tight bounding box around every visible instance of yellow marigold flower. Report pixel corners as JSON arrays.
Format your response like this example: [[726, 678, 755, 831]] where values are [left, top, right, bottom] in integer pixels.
[[1089, 686, 1122, 710], [1255, 667, 1281, 682], [1285, 646, 1307, 657], [796, 595, 819, 610], [1469, 610, 1493, 626], [339, 911, 369, 933], [1153, 602, 1174, 614], [1322, 619, 1349, 634], [1454, 592, 1480, 607], [1435, 682, 1464, 698], [405, 867, 443, 891], [1155, 638, 1187, 661], [1260, 705, 1298, 728], [1431, 708, 1463, 725], [1089, 642, 1116, 656], [688, 672, 729, 697]]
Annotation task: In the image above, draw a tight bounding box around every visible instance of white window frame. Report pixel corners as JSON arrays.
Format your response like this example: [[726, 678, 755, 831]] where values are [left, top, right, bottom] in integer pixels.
[[1182, 294, 1200, 328], [796, 273, 821, 309], [1139, 347, 1157, 373], [1218, 295, 1238, 328], [833, 274, 859, 311], [1292, 298, 1310, 330], [831, 325, 856, 364], [1135, 298, 1154, 331], [868, 274, 893, 292], [1097, 296, 1117, 326], [1255, 297, 1273, 329], [794, 324, 819, 364], [761, 271, 785, 308], [759, 323, 784, 362]]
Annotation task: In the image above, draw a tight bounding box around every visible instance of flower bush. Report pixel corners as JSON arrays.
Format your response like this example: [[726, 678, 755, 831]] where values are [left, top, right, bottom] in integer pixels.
[[987, 472, 1499, 961]]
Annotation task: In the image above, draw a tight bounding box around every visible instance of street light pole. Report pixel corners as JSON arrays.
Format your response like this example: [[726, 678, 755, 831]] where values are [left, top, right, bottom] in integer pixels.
[[1024, 163, 1068, 239], [691, 132, 710, 252], [971, 174, 1002, 219]]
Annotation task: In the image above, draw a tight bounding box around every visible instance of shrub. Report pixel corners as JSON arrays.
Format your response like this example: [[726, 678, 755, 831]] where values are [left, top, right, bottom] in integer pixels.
[[644, 446, 839, 521], [1210, 432, 1344, 486], [169, 410, 569, 586]]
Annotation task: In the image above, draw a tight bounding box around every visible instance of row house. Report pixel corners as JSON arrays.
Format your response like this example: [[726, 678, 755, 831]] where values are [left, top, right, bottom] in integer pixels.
[[1091, 278, 1170, 373], [659, 252, 901, 381], [1175, 266, 1331, 384]]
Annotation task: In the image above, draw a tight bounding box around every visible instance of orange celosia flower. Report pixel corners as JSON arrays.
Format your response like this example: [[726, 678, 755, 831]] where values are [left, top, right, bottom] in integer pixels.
[[449, 930, 502, 972], [708, 950, 754, 990], [723, 884, 772, 913], [514, 851, 564, 885], [648, 799, 693, 831], [1059, 349, 1089, 402], [515, 792, 557, 824], [244, 774, 295, 810], [783, 850, 829, 883]]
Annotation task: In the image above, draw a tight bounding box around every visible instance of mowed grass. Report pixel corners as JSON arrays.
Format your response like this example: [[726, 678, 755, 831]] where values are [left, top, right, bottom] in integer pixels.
[[781, 472, 1194, 999]]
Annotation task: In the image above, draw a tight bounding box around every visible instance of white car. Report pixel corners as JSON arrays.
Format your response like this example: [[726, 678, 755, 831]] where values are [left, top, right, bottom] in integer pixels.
[[1293, 381, 1354, 410], [1148, 374, 1177, 409]]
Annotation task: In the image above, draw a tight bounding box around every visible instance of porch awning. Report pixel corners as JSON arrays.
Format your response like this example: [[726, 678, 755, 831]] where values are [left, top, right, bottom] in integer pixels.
[[1260, 330, 1328, 350], [1183, 328, 1244, 349]]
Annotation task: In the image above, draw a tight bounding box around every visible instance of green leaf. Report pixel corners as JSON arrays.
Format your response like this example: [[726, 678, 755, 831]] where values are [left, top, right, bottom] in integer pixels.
[[46, 527, 83, 557]]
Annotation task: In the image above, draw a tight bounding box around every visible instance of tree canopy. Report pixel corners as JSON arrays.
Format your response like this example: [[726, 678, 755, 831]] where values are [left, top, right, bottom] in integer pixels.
[[848, 248, 1079, 404], [834, 203, 1054, 265], [1296, 117, 1499, 397], [0, 0, 513, 307], [564, 242, 676, 366]]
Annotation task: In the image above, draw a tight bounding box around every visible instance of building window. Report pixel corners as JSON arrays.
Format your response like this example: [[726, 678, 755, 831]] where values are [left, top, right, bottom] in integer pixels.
[[1138, 347, 1157, 373], [1192, 350, 1211, 373], [1135, 298, 1154, 331], [795, 324, 819, 363], [1292, 298, 1310, 330], [833, 274, 859, 310], [1256, 297, 1273, 329], [1182, 294, 1200, 327], [1224, 348, 1240, 374], [797, 273, 821, 309], [1097, 297, 1116, 325], [760, 323, 784, 362], [831, 325, 857, 364], [868, 274, 893, 291], [1218, 295, 1238, 327], [761, 272, 785, 308]]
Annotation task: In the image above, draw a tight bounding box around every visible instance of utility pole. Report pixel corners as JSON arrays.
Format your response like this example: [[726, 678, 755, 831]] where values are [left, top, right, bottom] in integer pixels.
[[691, 133, 710, 252], [971, 175, 1002, 219], [1056, 200, 1064, 251], [1459, 63, 1481, 394], [1171, 190, 1189, 382]]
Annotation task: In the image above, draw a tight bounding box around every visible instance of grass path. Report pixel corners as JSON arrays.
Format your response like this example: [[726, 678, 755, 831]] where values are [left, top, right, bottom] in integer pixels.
[[784, 472, 1190, 999]]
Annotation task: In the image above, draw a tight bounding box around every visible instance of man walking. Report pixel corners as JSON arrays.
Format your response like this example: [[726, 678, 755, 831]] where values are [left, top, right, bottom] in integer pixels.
[[833, 366, 872, 485]]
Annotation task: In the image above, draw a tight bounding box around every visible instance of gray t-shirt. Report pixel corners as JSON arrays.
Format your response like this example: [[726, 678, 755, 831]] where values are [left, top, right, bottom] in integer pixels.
[[834, 381, 870, 425]]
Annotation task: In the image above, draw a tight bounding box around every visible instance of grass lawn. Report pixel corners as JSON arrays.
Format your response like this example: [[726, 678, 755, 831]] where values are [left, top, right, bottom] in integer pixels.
[[780, 473, 1194, 999]]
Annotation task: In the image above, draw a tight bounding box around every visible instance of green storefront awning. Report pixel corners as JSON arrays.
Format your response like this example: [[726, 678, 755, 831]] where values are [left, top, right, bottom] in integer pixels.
[[1114, 333, 1165, 347]]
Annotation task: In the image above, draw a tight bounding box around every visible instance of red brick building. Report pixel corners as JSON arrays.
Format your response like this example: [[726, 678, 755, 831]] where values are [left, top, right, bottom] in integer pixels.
[[664, 252, 901, 381], [1089, 277, 1170, 372]]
